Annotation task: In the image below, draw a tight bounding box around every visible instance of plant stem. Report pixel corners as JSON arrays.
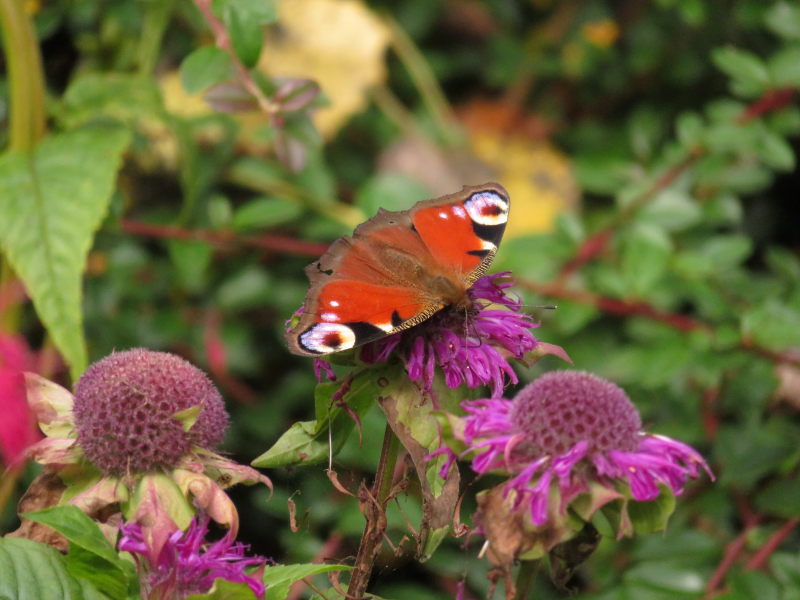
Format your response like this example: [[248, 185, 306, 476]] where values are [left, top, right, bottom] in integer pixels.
[[138, 0, 177, 76], [0, 0, 47, 152], [346, 423, 401, 599]]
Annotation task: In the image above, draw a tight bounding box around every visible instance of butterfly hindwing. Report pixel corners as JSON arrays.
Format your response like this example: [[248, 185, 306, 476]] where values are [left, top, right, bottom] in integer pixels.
[[287, 183, 510, 356]]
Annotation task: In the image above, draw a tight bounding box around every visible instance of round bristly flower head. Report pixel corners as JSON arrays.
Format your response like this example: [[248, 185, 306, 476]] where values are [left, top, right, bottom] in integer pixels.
[[360, 272, 538, 397], [73, 349, 229, 476], [120, 516, 268, 600], [437, 370, 712, 556]]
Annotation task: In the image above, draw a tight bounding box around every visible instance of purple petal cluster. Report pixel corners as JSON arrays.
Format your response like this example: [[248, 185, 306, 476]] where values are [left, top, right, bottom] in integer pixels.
[[446, 371, 712, 526], [119, 517, 267, 599], [362, 272, 538, 397]]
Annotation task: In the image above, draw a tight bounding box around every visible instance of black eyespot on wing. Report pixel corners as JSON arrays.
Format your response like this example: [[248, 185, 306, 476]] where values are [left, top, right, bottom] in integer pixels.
[[471, 222, 505, 247], [391, 310, 403, 328], [316, 262, 334, 276], [347, 321, 387, 346], [467, 249, 491, 258]]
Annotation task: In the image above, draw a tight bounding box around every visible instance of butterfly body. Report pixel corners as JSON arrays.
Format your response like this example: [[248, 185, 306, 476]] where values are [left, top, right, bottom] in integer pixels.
[[287, 182, 510, 356]]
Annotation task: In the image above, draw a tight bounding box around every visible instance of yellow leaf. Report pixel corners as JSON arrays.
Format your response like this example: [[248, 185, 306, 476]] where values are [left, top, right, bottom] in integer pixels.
[[259, 0, 391, 138]]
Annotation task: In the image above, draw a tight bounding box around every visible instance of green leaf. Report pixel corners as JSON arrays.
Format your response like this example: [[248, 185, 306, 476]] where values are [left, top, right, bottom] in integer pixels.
[[620, 224, 672, 296], [64, 545, 130, 600], [769, 46, 800, 87], [0, 125, 131, 378], [231, 197, 303, 231], [378, 374, 461, 559], [624, 561, 705, 596], [0, 537, 106, 600], [168, 239, 213, 293], [639, 189, 701, 231], [725, 570, 782, 600], [712, 46, 770, 93], [355, 173, 431, 217], [715, 420, 798, 489], [756, 129, 796, 171], [627, 488, 676, 534], [217, 266, 274, 311], [23, 506, 120, 566], [755, 479, 800, 518], [252, 368, 382, 468], [224, 3, 264, 68], [675, 112, 704, 147], [263, 564, 351, 600], [180, 46, 233, 94], [765, 2, 800, 40], [61, 73, 163, 127], [742, 300, 800, 350], [186, 577, 262, 599]]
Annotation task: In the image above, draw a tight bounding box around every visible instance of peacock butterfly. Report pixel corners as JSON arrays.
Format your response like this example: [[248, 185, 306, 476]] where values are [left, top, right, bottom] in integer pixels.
[[286, 182, 510, 356]]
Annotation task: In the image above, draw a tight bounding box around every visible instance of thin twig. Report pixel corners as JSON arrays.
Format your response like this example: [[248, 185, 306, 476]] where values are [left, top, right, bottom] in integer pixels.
[[745, 518, 799, 571], [193, 0, 279, 116], [119, 219, 329, 257]]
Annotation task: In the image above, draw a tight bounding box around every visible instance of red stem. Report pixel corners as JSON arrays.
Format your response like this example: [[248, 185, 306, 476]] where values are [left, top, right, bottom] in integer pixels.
[[745, 518, 799, 571], [704, 497, 762, 596], [119, 219, 329, 257]]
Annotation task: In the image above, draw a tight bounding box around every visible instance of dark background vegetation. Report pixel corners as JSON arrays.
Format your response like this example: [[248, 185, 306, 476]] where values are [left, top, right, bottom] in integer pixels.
[[2, 0, 800, 598]]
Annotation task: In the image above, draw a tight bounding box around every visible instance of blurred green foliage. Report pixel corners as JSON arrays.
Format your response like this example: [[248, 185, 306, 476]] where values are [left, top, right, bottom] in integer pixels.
[[2, 0, 800, 598]]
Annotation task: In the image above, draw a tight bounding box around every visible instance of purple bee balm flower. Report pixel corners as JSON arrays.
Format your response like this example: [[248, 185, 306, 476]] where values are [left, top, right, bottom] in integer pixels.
[[448, 371, 713, 527], [120, 516, 267, 599], [361, 272, 538, 397]]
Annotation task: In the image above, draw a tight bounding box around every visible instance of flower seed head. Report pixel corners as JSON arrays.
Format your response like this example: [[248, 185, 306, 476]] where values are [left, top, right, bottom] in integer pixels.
[[510, 371, 641, 456], [73, 349, 228, 476]]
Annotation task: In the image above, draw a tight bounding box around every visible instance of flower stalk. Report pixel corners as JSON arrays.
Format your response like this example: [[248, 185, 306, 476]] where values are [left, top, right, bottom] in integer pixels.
[[346, 423, 401, 600]]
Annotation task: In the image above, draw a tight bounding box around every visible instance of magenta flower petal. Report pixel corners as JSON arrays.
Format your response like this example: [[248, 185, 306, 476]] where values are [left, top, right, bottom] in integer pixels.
[[362, 272, 538, 397], [0, 335, 41, 470], [120, 516, 267, 599], [447, 371, 712, 529]]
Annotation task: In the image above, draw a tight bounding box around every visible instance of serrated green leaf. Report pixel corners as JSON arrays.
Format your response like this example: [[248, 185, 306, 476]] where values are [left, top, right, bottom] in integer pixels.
[[231, 197, 303, 231], [180, 46, 233, 94], [0, 125, 131, 379], [712, 46, 770, 92], [262, 564, 350, 600], [765, 2, 800, 40], [0, 537, 106, 600]]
